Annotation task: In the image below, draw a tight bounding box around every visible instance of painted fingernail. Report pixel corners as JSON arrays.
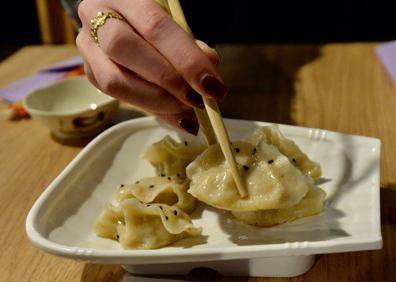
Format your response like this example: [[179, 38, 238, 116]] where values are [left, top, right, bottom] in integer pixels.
[[178, 116, 199, 136], [200, 73, 227, 100], [185, 89, 204, 109]]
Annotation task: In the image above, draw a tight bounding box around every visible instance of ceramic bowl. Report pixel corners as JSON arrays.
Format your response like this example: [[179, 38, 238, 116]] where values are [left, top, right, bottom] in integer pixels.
[[24, 76, 119, 139]]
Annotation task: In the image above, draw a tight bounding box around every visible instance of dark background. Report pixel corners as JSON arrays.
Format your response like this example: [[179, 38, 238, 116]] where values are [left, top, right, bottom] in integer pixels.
[[0, 1, 40, 60], [1, 1, 41, 45], [182, 0, 396, 43], [0, 0, 395, 59]]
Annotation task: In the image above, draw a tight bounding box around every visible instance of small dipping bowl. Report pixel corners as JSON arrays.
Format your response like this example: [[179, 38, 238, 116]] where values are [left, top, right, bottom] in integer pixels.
[[23, 76, 119, 139]]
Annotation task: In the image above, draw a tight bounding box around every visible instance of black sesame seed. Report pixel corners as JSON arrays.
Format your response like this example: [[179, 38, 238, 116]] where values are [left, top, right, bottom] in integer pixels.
[[173, 210, 178, 216], [177, 173, 180, 177], [161, 173, 165, 177], [135, 181, 140, 184], [120, 184, 124, 187], [146, 204, 151, 207], [167, 176, 171, 180], [252, 148, 257, 155], [230, 142, 233, 145], [149, 185, 155, 188], [116, 234, 119, 239], [159, 206, 163, 210], [184, 141, 188, 146], [235, 148, 240, 153], [165, 216, 169, 220], [268, 160, 274, 164], [243, 165, 249, 171], [292, 158, 297, 163]]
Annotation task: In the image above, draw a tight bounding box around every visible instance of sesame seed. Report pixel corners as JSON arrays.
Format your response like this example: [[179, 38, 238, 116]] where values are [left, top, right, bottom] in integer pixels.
[[235, 148, 240, 153], [167, 176, 171, 180], [120, 184, 124, 187], [161, 173, 165, 177], [243, 165, 249, 171], [173, 210, 178, 216], [184, 141, 188, 146], [159, 206, 163, 210], [268, 160, 274, 164], [252, 148, 257, 155], [149, 185, 155, 188], [135, 181, 140, 184], [165, 216, 169, 220], [292, 158, 297, 163]]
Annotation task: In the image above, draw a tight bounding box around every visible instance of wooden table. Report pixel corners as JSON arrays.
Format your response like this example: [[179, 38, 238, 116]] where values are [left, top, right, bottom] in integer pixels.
[[0, 44, 395, 281]]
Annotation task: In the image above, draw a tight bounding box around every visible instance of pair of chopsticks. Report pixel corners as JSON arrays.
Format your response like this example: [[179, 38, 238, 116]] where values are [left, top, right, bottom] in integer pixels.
[[157, 0, 248, 198]]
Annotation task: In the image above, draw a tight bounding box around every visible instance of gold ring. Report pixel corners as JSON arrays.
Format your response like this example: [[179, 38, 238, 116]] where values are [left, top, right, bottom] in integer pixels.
[[90, 11, 125, 46]]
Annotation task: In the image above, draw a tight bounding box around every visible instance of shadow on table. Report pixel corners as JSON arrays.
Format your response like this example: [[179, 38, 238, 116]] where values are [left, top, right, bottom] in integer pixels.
[[380, 186, 396, 225], [216, 44, 321, 125], [81, 263, 243, 282]]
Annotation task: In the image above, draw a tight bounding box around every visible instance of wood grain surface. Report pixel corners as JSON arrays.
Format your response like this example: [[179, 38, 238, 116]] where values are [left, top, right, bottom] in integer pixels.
[[0, 44, 395, 281]]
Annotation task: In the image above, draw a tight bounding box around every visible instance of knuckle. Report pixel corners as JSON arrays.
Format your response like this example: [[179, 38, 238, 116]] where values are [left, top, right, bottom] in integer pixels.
[[150, 89, 181, 113], [141, 10, 169, 41], [97, 72, 121, 94], [75, 32, 83, 47], [100, 30, 126, 56], [179, 53, 203, 79], [75, 32, 87, 49], [157, 67, 184, 91], [77, 0, 104, 27], [206, 51, 220, 66], [83, 65, 94, 81], [77, 1, 89, 24]]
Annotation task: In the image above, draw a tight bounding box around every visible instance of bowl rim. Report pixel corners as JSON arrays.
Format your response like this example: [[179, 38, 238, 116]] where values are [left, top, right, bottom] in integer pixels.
[[23, 76, 118, 117]]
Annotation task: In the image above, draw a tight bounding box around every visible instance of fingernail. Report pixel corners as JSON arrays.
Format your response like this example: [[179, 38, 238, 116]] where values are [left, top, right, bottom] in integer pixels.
[[200, 73, 227, 100], [178, 116, 199, 136], [185, 89, 204, 109]]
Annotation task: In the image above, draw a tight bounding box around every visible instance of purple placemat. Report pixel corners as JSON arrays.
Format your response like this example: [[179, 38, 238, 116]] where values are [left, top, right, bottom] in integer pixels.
[[376, 41, 396, 84], [0, 56, 83, 103]]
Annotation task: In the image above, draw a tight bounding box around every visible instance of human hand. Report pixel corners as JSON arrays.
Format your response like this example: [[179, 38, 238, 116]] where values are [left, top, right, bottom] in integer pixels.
[[76, 0, 226, 135]]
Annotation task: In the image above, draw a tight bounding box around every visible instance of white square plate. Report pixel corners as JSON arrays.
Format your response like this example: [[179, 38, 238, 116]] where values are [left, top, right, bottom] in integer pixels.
[[26, 117, 382, 277]]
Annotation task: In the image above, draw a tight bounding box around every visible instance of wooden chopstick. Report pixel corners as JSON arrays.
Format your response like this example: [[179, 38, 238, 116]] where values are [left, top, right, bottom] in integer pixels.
[[200, 98, 248, 198], [163, 0, 248, 198], [157, 0, 216, 146]]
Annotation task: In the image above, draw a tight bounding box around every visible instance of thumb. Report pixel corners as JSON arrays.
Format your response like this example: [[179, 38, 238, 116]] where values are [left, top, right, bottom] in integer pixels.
[[195, 40, 220, 67]]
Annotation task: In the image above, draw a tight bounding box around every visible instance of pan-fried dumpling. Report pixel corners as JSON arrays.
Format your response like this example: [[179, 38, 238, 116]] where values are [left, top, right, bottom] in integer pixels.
[[232, 185, 326, 226], [95, 198, 201, 249], [142, 136, 205, 178], [115, 176, 196, 213], [247, 126, 321, 180], [187, 140, 312, 211]]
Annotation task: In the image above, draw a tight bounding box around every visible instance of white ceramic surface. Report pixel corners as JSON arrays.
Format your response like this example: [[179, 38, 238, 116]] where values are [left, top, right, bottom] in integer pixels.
[[23, 76, 118, 138], [26, 117, 382, 277]]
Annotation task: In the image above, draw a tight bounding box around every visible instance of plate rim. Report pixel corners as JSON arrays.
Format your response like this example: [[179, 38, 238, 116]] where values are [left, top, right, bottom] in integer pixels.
[[25, 116, 383, 263]]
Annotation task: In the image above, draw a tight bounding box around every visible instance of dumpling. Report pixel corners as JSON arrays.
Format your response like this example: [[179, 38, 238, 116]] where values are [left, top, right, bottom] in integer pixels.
[[115, 176, 196, 213], [95, 204, 123, 240], [247, 126, 321, 180], [232, 185, 326, 226], [95, 198, 201, 249], [142, 136, 206, 178], [187, 140, 312, 211]]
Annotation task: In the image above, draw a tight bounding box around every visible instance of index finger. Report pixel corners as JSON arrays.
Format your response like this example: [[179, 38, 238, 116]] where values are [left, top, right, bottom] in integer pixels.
[[113, 0, 228, 100]]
